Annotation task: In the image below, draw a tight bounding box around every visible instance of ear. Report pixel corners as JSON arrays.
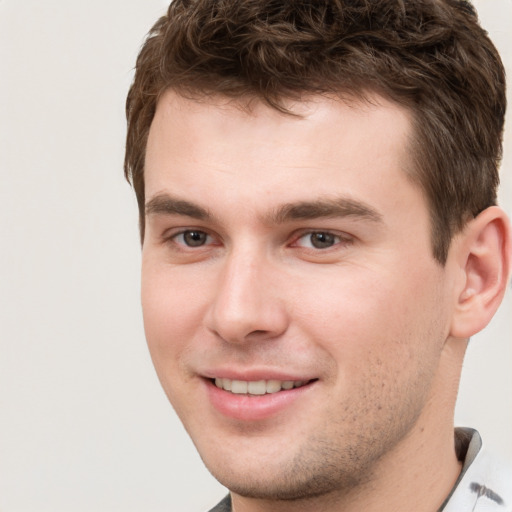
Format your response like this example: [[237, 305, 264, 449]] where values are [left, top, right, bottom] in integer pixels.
[[450, 206, 511, 339]]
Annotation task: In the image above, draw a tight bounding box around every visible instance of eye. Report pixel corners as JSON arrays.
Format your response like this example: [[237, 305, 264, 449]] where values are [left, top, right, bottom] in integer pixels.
[[173, 230, 211, 247], [294, 231, 346, 249]]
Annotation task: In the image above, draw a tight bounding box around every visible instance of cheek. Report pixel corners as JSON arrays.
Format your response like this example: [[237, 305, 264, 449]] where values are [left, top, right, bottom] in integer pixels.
[[293, 262, 447, 373], [141, 262, 206, 368], [301, 272, 447, 436], [141, 264, 209, 419]]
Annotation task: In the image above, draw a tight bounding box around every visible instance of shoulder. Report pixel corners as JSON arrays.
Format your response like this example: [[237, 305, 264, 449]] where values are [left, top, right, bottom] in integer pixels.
[[207, 494, 232, 512]]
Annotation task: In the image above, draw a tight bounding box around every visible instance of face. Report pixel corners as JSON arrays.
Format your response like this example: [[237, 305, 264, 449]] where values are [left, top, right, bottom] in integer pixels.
[[141, 91, 454, 500]]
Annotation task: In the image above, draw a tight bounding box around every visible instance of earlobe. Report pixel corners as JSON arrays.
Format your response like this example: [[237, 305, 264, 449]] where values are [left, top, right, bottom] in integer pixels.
[[450, 206, 511, 339]]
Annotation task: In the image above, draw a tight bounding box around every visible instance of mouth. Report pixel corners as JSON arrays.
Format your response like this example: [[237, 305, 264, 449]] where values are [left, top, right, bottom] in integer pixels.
[[205, 375, 318, 420], [212, 378, 315, 395]]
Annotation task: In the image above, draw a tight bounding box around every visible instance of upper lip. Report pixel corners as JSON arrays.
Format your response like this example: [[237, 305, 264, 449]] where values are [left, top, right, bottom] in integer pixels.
[[200, 367, 317, 382]]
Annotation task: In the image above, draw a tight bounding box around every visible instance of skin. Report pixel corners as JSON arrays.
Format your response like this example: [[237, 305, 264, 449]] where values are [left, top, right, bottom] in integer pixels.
[[141, 90, 509, 512]]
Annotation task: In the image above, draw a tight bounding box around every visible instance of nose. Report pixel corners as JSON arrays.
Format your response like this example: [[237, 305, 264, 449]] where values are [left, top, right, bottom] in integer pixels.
[[204, 249, 289, 344]]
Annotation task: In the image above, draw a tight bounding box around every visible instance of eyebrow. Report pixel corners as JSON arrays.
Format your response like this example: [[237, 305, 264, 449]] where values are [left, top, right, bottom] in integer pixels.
[[145, 194, 212, 220], [145, 193, 383, 225], [267, 197, 383, 224]]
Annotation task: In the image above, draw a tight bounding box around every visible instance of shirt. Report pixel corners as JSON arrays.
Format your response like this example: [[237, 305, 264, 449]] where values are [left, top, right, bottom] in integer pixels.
[[441, 428, 511, 511]]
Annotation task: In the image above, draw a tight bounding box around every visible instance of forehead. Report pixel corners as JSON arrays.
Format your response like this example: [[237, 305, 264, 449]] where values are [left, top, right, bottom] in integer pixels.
[[147, 90, 412, 161], [144, 90, 418, 223]]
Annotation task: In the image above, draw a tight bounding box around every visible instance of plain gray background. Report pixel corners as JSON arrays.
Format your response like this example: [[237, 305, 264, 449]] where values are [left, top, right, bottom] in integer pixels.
[[0, 1, 510, 511]]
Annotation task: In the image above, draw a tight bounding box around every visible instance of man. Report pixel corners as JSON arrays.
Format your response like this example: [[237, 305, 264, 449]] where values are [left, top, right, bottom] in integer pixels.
[[124, 1, 511, 511]]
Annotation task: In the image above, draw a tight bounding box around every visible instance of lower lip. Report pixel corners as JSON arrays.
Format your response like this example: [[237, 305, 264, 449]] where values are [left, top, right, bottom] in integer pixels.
[[205, 379, 315, 421]]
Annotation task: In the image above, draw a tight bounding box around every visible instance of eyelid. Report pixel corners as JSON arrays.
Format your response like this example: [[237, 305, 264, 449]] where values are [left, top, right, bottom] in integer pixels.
[[158, 226, 353, 252], [290, 229, 353, 249], [162, 227, 219, 248]]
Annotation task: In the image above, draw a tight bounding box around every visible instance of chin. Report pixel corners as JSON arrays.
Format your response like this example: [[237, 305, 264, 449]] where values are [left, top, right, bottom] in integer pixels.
[[198, 437, 370, 502]]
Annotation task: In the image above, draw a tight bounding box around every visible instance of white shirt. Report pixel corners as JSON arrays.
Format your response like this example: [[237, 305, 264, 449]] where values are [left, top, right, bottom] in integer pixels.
[[442, 428, 512, 511]]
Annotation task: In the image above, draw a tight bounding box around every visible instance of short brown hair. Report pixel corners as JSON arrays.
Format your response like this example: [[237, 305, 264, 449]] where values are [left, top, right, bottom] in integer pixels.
[[125, 0, 506, 263]]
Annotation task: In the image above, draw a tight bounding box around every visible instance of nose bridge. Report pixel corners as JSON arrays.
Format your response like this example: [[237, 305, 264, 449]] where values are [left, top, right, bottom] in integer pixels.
[[206, 243, 287, 343]]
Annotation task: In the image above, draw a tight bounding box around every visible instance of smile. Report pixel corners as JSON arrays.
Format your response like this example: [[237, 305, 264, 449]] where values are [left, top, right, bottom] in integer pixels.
[[213, 378, 311, 395]]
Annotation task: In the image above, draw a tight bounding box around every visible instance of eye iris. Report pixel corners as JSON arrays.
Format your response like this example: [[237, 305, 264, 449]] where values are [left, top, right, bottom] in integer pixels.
[[183, 230, 207, 247], [310, 232, 335, 249]]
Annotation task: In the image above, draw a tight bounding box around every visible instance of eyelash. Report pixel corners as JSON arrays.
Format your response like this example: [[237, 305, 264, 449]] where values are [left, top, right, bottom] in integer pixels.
[[165, 228, 352, 252], [292, 231, 352, 250], [167, 229, 216, 249]]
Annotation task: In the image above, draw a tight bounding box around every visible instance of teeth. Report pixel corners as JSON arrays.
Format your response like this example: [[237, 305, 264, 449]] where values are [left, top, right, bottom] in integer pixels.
[[266, 380, 282, 393], [215, 378, 232, 391], [214, 378, 309, 395], [247, 380, 266, 395], [231, 380, 248, 394]]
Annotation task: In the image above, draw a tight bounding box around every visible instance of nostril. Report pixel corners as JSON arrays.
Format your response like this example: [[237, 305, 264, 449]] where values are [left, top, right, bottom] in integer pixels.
[[248, 330, 269, 336]]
